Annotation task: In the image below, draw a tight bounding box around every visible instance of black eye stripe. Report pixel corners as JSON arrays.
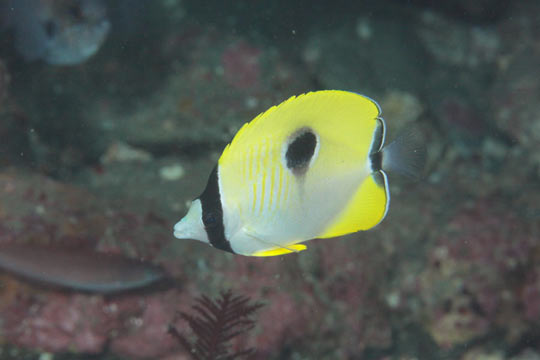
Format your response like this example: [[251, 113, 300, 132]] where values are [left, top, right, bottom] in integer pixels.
[[285, 128, 317, 175], [198, 166, 234, 253]]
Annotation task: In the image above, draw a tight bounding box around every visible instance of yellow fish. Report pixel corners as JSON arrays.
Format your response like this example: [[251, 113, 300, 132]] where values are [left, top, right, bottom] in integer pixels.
[[174, 90, 424, 257]]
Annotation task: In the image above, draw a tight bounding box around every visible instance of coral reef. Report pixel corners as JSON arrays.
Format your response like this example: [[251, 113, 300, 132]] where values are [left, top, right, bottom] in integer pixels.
[[0, 0, 539, 359]]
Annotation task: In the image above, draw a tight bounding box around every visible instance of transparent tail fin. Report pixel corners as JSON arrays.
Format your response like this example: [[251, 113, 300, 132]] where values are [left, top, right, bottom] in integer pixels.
[[381, 126, 426, 180]]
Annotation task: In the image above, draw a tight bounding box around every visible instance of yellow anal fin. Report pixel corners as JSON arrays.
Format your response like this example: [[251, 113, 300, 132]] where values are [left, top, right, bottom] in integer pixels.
[[320, 171, 389, 239], [252, 244, 307, 257]]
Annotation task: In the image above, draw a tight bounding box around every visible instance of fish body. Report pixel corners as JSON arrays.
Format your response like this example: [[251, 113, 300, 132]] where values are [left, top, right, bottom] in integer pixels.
[[2, 0, 110, 65], [0, 243, 164, 293], [174, 90, 424, 257]]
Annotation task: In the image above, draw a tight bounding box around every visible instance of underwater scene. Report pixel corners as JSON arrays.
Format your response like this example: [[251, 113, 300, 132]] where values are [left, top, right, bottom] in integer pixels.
[[0, 0, 539, 359]]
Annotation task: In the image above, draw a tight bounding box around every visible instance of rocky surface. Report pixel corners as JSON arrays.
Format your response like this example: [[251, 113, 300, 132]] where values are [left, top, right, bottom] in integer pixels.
[[0, 0, 539, 359]]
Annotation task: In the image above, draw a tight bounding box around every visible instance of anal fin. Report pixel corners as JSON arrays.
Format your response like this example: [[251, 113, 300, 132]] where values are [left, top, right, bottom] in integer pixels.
[[252, 244, 307, 257], [244, 228, 307, 257], [320, 171, 389, 238]]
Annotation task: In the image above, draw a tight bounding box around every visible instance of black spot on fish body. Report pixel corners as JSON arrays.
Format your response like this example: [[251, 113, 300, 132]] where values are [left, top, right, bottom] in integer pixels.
[[285, 128, 317, 175]]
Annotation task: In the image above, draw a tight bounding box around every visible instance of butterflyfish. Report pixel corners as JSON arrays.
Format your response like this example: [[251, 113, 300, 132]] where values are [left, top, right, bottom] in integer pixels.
[[174, 90, 424, 257]]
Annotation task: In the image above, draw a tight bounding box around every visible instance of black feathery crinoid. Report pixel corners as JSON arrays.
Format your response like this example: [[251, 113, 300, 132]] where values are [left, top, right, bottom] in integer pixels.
[[168, 290, 264, 360]]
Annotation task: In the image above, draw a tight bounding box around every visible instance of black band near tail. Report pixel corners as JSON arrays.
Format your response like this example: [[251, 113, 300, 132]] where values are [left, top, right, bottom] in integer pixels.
[[369, 152, 382, 172], [198, 166, 234, 253], [368, 118, 385, 172]]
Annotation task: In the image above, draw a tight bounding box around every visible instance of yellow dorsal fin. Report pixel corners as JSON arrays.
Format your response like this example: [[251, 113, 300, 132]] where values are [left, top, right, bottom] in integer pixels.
[[219, 91, 380, 168], [219, 95, 297, 163]]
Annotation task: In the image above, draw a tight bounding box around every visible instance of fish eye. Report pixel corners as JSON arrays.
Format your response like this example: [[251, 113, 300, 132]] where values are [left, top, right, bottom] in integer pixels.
[[203, 212, 217, 227]]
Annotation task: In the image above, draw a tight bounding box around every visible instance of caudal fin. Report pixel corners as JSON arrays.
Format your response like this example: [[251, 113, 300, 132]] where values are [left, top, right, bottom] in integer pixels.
[[381, 126, 426, 180]]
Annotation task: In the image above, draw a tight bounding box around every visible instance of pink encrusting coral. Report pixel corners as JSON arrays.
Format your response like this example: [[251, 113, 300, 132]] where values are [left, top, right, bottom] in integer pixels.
[[438, 97, 485, 136], [205, 256, 313, 355], [0, 169, 187, 357], [110, 291, 191, 359], [0, 170, 166, 292], [221, 41, 262, 90], [0, 288, 197, 357], [411, 197, 537, 347], [213, 236, 395, 357], [521, 270, 540, 322], [437, 200, 533, 273], [2, 293, 114, 353]]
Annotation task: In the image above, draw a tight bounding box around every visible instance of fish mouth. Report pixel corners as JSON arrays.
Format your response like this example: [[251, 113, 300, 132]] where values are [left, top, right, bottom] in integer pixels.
[[173, 220, 192, 239]]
